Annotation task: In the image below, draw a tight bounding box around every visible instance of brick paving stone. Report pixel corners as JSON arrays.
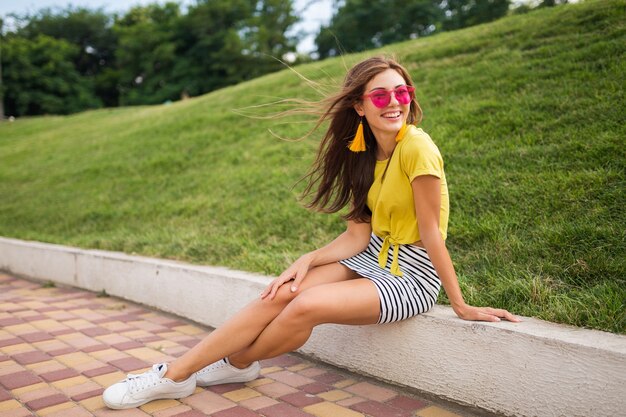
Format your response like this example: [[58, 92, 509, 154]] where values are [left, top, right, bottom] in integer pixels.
[[139, 399, 181, 414], [207, 383, 247, 394], [25, 393, 69, 410], [304, 401, 365, 417], [259, 403, 316, 417], [337, 397, 367, 407], [345, 381, 397, 402], [91, 371, 126, 388], [0, 407, 33, 417], [177, 339, 199, 349], [49, 329, 75, 337], [0, 371, 42, 390], [298, 367, 327, 378], [261, 356, 302, 368], [0, 318, 25, 327], [48, 347, 77, 356], [269, 370, 316, 387], [46, 405, 94, 417], [152, 404, 192, 417], [416, 406, 464, 417], [13, 351, 52, 365], [40, 368, 80, 382], [180, 390, 236, 414], [93, 407, 150, 417], [0, 338, 23, 348], [71, 388, 105, 401], [28, 360, 67, 376], [108, 357, 150, 372], [111, 341, 144, 351], [81, 327, 111, 337], [212, 406, 262, 417], [300, 382, 335, 395], [169, 411, 206, 417], [279, 391, 324, 407], [15, 386, 60, 403], [386, 395, 428, 411], [222, 387, 261, 402], [81, 344, 109, 353], [239, 395, 280, 410], [318, 389, 352, 402], [350, 400, 410, 417], [0, 387, 11, 401], [313, 372, 346, 385], [62, 380, 104, 398], [0, 360, 24, 376], [22, 315, 50, 323], [82, 365, 119, 377], [255, 382, 299, 398], [34, 400, 75, 415]]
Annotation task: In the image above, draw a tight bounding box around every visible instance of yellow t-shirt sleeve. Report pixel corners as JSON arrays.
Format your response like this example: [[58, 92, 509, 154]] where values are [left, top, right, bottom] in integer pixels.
[[400, 132, 444, 182]]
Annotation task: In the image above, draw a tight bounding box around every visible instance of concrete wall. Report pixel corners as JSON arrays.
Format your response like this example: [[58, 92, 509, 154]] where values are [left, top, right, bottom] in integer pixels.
[[1, 236, 625, 417]]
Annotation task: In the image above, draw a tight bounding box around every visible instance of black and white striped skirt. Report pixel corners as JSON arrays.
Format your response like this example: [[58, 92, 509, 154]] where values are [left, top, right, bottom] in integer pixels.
[[339, 233, 441, 324]]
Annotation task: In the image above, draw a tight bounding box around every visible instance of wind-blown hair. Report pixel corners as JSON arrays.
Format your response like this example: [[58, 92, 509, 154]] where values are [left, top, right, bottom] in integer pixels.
[[302, 56, 422, 222]]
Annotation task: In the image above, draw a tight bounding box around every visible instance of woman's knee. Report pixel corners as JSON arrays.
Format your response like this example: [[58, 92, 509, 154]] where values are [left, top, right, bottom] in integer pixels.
[[279, 292, 322, 325], [259, 283, 297, 308]]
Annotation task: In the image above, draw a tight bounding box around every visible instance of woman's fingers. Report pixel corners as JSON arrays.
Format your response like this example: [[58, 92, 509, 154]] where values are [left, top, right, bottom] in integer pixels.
[[459, 306, 522, 323], [290, 265, 309, 293], [480, 307, 522, 322]]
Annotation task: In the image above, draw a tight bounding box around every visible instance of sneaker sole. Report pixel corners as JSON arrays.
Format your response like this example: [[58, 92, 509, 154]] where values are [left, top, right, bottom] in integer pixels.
[[103, 389, 194, 409], [196, 373, 259, 387]]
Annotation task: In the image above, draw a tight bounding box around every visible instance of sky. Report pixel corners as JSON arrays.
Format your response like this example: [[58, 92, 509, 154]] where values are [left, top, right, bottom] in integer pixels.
[[0, 0, 334, 54]]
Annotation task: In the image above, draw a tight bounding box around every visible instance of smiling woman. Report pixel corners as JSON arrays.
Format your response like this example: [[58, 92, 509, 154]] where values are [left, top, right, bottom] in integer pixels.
[[100, 55, 520, 410]]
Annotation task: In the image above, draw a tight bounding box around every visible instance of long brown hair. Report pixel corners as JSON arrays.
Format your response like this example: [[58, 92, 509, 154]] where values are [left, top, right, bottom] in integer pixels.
[[302, 56, 423, 222]]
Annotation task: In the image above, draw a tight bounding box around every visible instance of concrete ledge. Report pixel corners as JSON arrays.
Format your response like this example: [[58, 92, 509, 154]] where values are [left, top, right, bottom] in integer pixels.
[[1, 236, 624, 417]]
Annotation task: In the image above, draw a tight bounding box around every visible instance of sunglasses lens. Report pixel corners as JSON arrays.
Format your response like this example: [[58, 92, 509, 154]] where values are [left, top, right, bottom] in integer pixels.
[[394, 87, 412, 105], [370, 92, 390, 108]]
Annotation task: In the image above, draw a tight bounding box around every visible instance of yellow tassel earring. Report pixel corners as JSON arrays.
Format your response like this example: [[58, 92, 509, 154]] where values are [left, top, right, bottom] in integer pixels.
[[349, 118, 366, 152]]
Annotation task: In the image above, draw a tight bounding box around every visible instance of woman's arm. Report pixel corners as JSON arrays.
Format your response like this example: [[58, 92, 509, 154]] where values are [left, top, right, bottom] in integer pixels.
[[261, 219, 372, 300], [412, 176, 520, 322]]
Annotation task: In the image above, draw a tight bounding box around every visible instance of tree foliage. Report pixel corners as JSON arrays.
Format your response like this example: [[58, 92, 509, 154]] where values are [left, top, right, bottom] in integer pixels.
[[2, 34, 101, 115], [0, 0, 569, 116], [0, 0, 298, 115], [315, 0, 513, 58]]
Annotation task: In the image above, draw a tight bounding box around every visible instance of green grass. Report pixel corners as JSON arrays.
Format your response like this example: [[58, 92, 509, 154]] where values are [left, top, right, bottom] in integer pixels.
[[1, 0, 624, 333]]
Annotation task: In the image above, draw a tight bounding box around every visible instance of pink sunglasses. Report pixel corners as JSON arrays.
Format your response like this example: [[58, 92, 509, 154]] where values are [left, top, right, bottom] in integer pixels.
[[362, 85, 415, 108]]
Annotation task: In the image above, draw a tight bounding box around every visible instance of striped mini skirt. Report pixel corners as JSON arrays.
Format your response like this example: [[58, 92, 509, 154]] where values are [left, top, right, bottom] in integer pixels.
[[339, 233, 441, 324]]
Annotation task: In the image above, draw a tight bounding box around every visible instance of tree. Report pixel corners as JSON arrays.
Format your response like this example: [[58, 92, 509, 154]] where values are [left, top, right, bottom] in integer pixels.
[[315, 0, 514, 59], [113, 2, 184, 105], [442, 0, 510, 31], [244, 0, 299, 76], [2, 34, 101, 116], [17, 7, 119, 106], [0, 17, 5, 120], [316, 0, 443, 59]]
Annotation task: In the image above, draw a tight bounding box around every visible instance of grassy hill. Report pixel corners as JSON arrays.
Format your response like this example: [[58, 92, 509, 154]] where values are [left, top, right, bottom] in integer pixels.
[[1, 0, 624, 333]]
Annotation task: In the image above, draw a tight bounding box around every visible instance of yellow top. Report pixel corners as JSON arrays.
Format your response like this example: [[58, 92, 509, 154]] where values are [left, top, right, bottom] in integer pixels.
[[367, 125, 449, 276]]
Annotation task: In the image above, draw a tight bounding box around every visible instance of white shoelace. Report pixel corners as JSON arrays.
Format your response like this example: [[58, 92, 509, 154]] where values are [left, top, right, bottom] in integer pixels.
[[126, 365, 163, 394]]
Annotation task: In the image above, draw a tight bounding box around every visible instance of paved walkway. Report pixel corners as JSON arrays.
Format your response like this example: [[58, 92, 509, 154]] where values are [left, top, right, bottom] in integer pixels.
[[0, 273, 488, 417]]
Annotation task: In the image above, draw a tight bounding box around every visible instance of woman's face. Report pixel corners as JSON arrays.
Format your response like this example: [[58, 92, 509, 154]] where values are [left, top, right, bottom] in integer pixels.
[[355, 68, 411, 142]]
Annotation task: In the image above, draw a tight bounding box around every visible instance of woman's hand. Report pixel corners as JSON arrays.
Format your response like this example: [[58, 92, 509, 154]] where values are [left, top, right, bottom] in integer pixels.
[[454, 304, 522, 323], [260, 253, 314, 300]]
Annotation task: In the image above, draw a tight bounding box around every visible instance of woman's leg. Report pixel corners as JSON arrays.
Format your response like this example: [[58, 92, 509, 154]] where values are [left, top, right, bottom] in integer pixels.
[[165, 263, 359, 381], [229, 278, 380, 368]]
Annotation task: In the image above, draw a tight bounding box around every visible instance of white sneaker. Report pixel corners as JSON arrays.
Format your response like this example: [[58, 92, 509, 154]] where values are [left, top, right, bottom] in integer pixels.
[[195, 358, 260, 387], [103, 363, 196, 409]]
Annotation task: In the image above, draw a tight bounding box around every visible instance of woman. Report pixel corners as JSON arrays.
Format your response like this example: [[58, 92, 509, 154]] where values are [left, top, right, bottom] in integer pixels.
[[103, 56, 520, 409]]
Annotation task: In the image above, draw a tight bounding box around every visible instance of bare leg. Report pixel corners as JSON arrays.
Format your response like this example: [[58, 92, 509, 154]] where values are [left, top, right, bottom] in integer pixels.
[[229, 278, 380, 368], [165, 263, 358, 381]]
